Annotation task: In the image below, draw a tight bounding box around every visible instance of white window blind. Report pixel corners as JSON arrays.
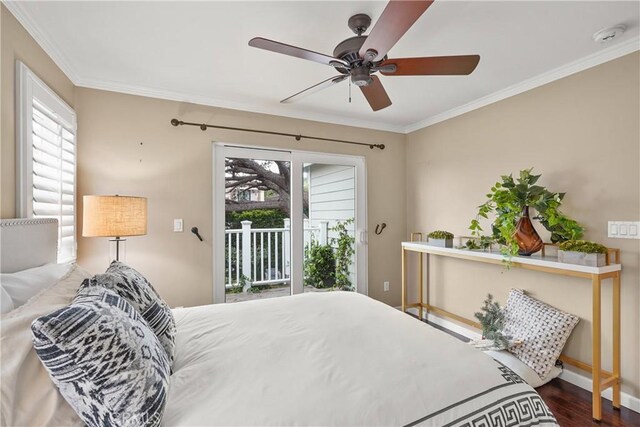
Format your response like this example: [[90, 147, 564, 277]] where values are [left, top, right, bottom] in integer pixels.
[[16, 62, 77, 263]]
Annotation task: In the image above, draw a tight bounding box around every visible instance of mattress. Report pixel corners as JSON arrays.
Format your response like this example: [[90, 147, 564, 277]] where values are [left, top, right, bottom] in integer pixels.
[[165, 291, 558, 426]]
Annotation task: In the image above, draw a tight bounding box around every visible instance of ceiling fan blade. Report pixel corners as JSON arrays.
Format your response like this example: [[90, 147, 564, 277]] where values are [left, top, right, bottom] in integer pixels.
[[249, 37, 349, 68], [359, 0, 434, 63], [360, 76, 392, 111], [281, 75, 348, 104], [380, 55, 480, 76]]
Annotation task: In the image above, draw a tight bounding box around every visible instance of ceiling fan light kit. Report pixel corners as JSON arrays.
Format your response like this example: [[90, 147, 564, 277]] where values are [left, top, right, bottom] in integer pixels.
[[248, 0, 480, 112]]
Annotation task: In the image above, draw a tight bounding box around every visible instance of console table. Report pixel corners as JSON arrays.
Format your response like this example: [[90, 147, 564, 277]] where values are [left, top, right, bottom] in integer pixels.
[[401, 240, 622, 421]]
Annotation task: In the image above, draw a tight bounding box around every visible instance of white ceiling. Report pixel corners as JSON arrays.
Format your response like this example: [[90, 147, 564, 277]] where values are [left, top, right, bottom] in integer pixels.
[[6, 1, 640, 133]]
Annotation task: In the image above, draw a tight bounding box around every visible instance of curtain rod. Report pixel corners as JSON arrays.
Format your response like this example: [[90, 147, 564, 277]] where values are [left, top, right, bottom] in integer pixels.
[[170, 119, 385, 150]]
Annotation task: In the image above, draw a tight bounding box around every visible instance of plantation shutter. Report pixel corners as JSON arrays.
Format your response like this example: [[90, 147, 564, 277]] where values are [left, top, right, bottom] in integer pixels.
[[17, 62, 77, 263]]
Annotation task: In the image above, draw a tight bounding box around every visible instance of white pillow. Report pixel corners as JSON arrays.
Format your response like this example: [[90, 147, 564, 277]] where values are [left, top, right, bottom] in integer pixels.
[[0, 262, 73, 309], [502, 288, 579, 379], [1, 264, 90, 427], [1, 285, 15, 314], [484, 350, 562, 388]]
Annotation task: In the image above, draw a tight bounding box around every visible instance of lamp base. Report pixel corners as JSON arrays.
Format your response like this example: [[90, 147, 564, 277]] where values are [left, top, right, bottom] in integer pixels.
[[109, 237, 127, 262]]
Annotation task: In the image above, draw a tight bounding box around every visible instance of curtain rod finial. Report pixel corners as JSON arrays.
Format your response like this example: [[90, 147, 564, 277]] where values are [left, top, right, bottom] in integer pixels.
[[170, 118, 180, 127]]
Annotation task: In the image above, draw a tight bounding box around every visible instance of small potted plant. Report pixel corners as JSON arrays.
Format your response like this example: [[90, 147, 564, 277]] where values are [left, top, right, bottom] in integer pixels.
[[427, 230, 454, 248], [558, 240, 608, 267]]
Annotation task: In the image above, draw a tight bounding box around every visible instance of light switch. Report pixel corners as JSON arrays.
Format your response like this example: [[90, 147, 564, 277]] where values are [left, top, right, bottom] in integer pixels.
[[173, 219, 183, 232], [608, 221, 640, 239]]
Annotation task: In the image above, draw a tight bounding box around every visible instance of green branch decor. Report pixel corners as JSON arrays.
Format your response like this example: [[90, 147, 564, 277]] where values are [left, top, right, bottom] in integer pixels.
[[469, 168, 584, 262], [460, 236, 494, 251], [473, 294, 512, 350]]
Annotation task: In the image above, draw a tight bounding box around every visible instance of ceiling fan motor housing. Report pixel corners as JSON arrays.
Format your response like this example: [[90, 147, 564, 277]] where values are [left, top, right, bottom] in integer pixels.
[[351, 66, 372, 86], [333, 35, 368, 66]]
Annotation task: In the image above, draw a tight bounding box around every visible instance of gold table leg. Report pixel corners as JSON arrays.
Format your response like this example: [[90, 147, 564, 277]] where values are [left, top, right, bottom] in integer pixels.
[[612, 272, 621, 408], [401, 248, 406, 313], [592, 275, 602, 421], [418, 253, 423, 320]]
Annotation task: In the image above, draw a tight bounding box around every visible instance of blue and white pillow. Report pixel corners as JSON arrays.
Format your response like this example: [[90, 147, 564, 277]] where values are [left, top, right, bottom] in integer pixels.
[[31, 287, 170, 427], [78, 261, 176, 366]]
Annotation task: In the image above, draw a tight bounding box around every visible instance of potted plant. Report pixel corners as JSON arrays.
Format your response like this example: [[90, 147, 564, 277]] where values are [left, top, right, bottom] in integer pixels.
[[469, 168, 584, 261], [427, 230, 454, 248], [558, 240, 608, 267], [304, 244, 336, 288]]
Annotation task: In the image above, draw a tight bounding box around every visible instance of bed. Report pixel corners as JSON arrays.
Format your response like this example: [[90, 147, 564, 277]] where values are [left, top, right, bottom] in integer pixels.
[[1, 219, 558, 426]]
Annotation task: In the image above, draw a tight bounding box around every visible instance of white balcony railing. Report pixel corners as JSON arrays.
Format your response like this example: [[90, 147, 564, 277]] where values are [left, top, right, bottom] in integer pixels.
[[225, 219, 329, 289]]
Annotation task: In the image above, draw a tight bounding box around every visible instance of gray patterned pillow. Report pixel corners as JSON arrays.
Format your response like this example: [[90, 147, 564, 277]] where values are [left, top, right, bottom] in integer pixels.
[[78, 261, 176, 366], [31, 287, 170, 427], [502, 289, 579, 378]]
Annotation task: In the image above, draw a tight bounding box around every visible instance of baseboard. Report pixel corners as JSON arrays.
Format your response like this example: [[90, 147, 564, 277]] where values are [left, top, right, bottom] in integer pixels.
[[399, 306, 640, 413], [558, 367, 640, 413]]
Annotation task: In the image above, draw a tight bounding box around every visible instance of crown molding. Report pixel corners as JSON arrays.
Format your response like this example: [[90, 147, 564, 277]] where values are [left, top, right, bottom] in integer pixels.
[[74, 77, 407, 133], [5, 0, 638, 135], [404, 36, 640, 133], [3, 0, 80, 83]]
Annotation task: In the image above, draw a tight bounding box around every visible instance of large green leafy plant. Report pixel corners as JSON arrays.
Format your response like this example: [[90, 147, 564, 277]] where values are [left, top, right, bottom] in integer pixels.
[[304, 243, 336, 289], [469, 168, 584, 259]]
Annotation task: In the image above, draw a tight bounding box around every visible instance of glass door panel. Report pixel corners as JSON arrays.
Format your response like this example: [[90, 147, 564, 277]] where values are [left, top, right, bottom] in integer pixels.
[[302, 163, 357, 293], [223, 155, 291, 303]]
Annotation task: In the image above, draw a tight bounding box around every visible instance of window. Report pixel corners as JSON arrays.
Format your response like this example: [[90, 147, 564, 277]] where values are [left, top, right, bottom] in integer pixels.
[[16, 62, 77, 263]]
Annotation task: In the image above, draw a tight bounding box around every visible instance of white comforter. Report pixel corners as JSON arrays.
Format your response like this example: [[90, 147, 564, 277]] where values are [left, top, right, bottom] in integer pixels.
[[165, 292, 557, 426]]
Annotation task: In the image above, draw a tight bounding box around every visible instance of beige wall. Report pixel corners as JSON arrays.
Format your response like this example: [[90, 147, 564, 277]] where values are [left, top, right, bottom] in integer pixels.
[[1, 4, 75, 217], [406, 52, 640, 398], [74, 88, 407, 308]]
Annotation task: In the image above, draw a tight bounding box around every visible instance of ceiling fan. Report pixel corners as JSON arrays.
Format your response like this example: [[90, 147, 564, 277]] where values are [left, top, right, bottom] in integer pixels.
[[248, 0, 480, 112]]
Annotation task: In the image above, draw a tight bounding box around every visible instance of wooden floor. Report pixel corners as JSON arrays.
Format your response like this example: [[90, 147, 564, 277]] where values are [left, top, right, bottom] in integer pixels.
[[421, 319, 640, 427], [538, 379, 640, 427]]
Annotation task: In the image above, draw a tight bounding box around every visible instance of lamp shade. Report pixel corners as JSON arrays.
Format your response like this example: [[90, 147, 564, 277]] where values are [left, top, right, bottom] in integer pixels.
[[82, 195, 147, 237]]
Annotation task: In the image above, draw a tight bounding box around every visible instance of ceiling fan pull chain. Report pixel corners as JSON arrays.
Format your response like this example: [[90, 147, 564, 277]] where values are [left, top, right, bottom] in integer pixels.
[[349, 79, 352, 103]]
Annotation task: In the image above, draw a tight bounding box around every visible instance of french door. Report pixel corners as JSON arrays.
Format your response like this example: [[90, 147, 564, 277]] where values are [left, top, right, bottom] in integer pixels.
[[213, 144, 367, 303]]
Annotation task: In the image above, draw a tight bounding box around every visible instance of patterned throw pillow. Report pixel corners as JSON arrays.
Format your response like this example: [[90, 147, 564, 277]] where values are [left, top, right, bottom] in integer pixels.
[[502, 289, 579, 378], [78, 261, 176, 365], [31, 288, 170, 427]]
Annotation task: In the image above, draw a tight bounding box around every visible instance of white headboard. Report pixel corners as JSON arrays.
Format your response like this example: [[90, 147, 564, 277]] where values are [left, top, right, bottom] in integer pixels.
[[0, 218, 58, 273]]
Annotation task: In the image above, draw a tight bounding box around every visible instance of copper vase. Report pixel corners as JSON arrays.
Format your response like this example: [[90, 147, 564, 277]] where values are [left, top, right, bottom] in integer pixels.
[[513, 206, 544, 256]]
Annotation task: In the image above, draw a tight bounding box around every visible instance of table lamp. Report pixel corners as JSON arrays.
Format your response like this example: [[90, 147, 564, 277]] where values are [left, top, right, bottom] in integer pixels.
[[82, 195, 147, 262]]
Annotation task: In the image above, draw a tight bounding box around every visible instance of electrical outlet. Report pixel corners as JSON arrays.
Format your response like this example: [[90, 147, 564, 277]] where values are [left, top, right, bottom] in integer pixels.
[[608, 221, 640, 239], [383, 281, 390, 292], [173, 218, 183, 232]]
